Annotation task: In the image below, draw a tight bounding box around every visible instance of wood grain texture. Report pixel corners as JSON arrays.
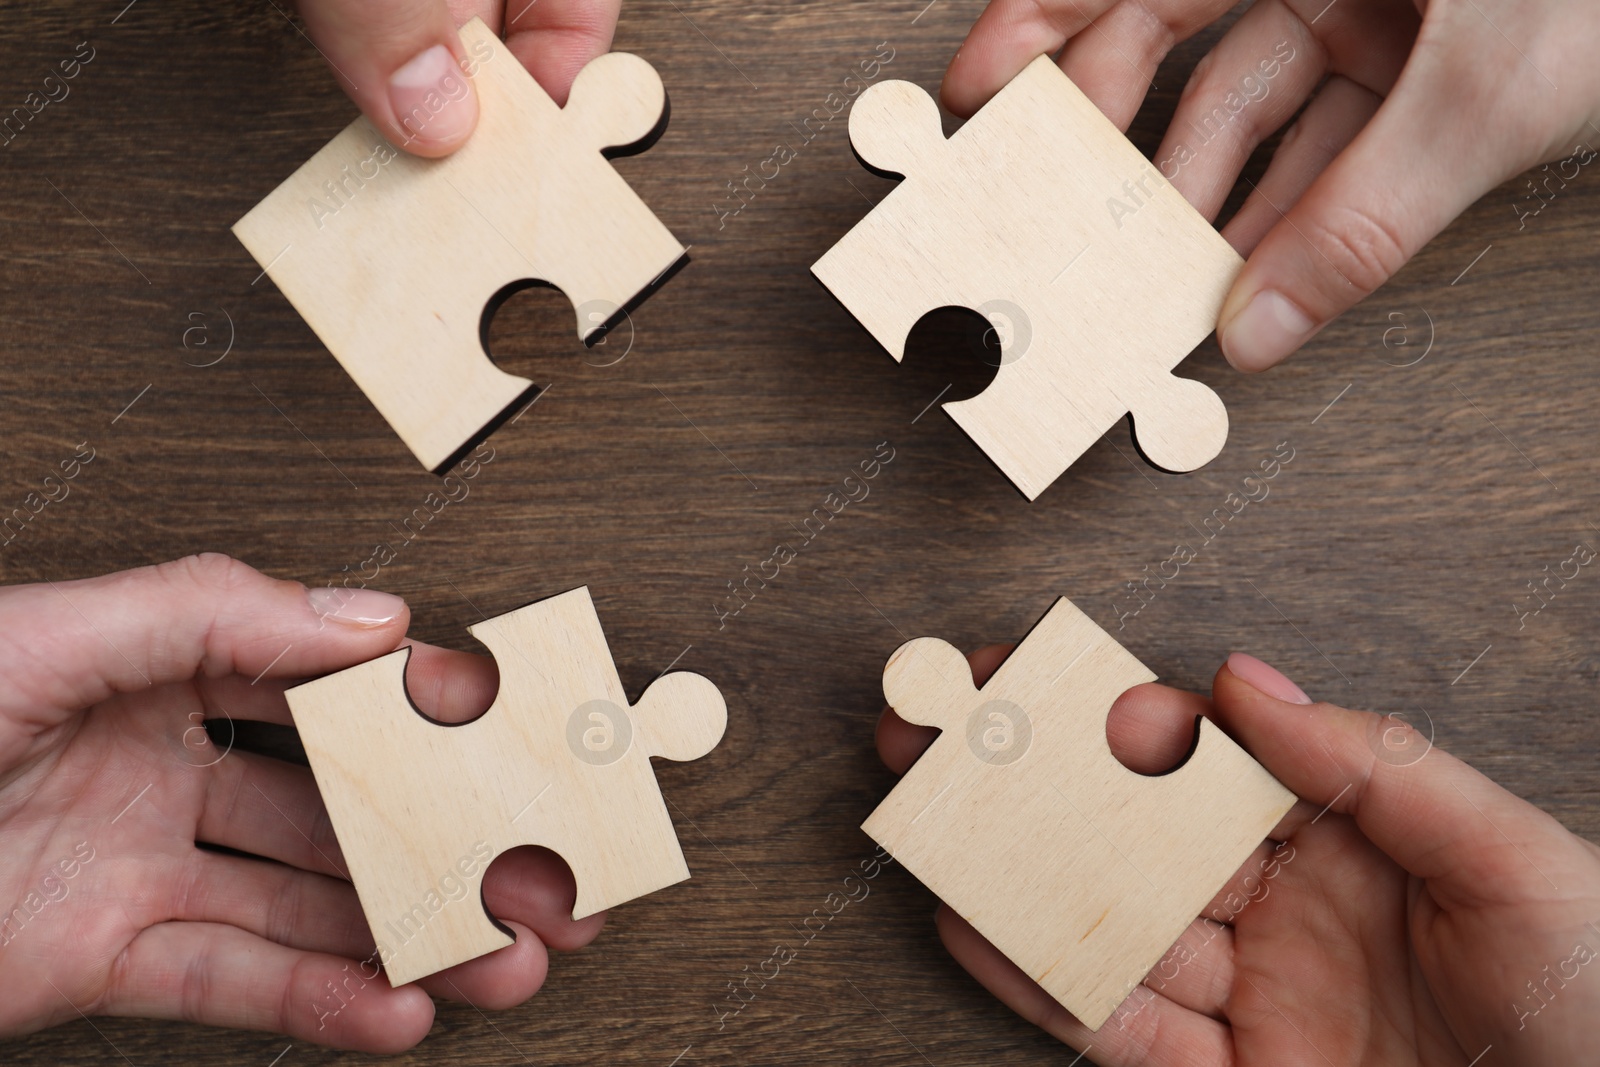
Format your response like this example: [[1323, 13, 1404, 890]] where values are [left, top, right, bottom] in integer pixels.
[[1, 0, 1598, 1064], [235, 19, 683, 471], [286, 586, 725, 986], [863, 597, 1295, 1029], [813, 56, 1243, 499]]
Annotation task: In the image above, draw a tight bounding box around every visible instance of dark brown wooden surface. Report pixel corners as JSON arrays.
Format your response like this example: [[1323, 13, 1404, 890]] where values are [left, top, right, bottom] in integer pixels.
[[3, 0, 1598, 1063]]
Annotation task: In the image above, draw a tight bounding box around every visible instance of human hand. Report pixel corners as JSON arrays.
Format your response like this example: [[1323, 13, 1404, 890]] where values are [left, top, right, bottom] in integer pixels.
[[294, 0, 622, 156], [943, 0, 1600, 371], [0, 554, 602, 1052], [875, 646, 1600, 1065]]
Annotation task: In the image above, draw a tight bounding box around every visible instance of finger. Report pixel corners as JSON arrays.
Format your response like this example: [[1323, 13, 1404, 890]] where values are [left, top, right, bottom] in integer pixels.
[[178, 852, 372, 959], [416, 918, 549, 1008], [874, 706, 938, 776], [501, 0, 622, 106], [1284, 0, 1420, 88], [1160, 0, 1416, 225], [0, 556, 407, 733], [1141, 916, 1235, 1020], [945, 0, 1247, 122], [199, 751, 348, 878], [1220, 75, 1381, 253], [1055, 0, 1240, 130], [297, 0, 480, 156], [102, 921, 433, 1052], [396, 640, 499, 724], [1103, 681, 1209, 774], [942, 0, 1120, 117], [1214, 653, 1590, 904], [874, 644, 1012, 774], [207, 638, 498, 730], [1216, 53, 1542, 371], [193, 673, 297, 727], [1153, 8, 1325, 219], [936, 905, 1230, 1064], [482, 846, 606, 951]]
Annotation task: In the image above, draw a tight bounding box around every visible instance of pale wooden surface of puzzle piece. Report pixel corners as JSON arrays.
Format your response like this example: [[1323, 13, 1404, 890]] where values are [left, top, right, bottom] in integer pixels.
[[813, 56, 1244, 499], [234, 18, 683, 471], [286, 587, 725, 986], [862, 597, 1295, 1029]]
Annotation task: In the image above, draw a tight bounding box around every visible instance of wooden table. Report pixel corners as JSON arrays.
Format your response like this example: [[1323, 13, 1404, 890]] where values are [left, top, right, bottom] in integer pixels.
[[5, 0, 1597, 1063]]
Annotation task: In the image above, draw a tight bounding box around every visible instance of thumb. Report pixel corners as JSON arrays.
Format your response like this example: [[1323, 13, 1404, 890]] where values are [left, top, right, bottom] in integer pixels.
[[0, 554, 409, 725], [297, 0, 479, 157], [1211, 653, 1582, 904], [1216, 67, 1530, 372]]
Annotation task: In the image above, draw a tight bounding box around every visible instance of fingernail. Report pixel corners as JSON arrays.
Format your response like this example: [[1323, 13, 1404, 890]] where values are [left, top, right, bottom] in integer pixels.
[[388, 44, 477, 151], [308, 587, 405, 628], [1220, 290, 1316, 372], [1226, 652, 1312, 705]]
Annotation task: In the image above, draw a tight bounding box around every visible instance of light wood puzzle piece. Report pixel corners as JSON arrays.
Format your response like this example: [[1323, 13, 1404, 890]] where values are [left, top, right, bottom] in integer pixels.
[[234, 18, 684, 471], [862, 598, 1294, 1029], [285, 587, 725, 986], [812, 56, 1245, 500]]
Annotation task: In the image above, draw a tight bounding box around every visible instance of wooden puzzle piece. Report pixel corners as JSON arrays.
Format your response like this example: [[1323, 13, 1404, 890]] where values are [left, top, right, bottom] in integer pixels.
[[285, 587, 725, 986], [235, 18, 684, 471], [813, 57, 1244, 500], [861, 598, 1294, 1029]]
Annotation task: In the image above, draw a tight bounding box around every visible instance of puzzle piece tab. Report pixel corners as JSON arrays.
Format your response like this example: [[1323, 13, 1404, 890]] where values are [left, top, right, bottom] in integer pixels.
[[286, 587, 725, 986], [235, 18, 684, 471], [862, 598, 1294, 1029], [813, 57, 1244, 500]]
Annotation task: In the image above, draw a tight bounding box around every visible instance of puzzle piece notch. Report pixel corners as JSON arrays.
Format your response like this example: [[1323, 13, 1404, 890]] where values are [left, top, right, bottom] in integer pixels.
[[286, 586, 725, 986], [234, 19, 684, 471], [813, 56, 1242, 499], [864, 597, 1295, 1030]]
